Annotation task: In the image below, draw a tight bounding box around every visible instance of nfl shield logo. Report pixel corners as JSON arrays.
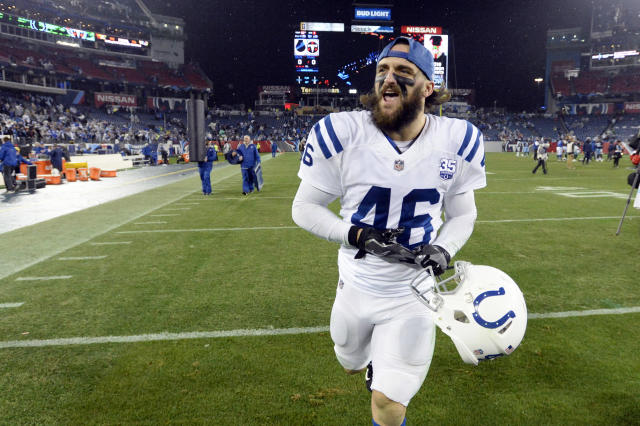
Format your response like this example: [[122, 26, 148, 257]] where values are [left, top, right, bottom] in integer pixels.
[[394, 159, 404, 171]]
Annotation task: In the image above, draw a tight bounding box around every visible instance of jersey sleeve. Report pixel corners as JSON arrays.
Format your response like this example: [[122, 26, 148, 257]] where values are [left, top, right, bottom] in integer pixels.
[[451, 120, 487, 194], [297, 113, 349, 196]]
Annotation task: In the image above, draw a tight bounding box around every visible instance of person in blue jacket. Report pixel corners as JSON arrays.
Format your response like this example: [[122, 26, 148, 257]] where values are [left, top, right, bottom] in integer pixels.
[[271, 140, 278, 157], [198, 141, 218, 195], [150, 141, 158, 165], [1, 140, 33, 191], [49, 145, 64, 173], [0, 138, 19, 191], [237, 135, 260, 195], [142, 143, 151, 164]]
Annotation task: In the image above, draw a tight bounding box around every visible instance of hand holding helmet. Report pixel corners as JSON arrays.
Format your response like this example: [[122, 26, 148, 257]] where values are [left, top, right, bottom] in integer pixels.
[[414, 244, 450, 276]]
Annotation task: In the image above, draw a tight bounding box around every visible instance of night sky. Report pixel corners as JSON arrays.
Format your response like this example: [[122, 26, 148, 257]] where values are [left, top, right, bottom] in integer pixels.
[[144, 0, 600, 111]]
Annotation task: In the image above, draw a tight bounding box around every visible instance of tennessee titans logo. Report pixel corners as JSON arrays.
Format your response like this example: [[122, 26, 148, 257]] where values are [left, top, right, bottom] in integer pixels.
[[394, 159, 404, 171], [306, 41, 318, 54], [439, 158, 457, 180]]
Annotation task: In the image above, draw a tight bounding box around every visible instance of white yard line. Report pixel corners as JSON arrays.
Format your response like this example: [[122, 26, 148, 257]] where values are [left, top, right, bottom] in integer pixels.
[[15, 276, 72, 281], [148, 214, 180, 217], [0, 303, 24, 309], [58, 256, 107, 261], [114, 215, 639, 235], [0, 327, 330, 349], [90, 241, 132, 246], [477, 216, 638, 223], [1, 307, 638, 349], [217, 196, 294, 200], [116, 226, 299, 234], [528, 307, 640, 319], [162, 208, 191, 211], [133, 221, 167, 225]]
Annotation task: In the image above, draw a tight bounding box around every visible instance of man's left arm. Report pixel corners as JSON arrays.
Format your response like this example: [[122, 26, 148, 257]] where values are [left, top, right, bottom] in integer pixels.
[[431, 190, 478, 259]]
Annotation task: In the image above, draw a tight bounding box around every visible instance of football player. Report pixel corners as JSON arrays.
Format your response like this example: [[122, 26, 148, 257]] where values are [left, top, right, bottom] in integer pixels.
[[291, 37, 486, 426]]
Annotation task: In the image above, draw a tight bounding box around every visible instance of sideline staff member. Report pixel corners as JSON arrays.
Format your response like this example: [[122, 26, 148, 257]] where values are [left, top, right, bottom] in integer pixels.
[[198, 141, 217, 195]]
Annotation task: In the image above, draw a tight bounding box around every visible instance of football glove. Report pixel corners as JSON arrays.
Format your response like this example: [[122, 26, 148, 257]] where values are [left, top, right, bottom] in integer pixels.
[[348, 226, 416, 264], [414, 245, 451, 276]]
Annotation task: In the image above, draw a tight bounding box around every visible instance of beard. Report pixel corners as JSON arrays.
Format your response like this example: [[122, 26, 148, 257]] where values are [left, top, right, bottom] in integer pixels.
[[360, 85, 424, 134]]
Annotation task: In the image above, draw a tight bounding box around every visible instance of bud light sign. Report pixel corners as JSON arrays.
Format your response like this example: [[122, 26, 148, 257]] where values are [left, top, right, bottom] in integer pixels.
[[354, 7, 392, 21]]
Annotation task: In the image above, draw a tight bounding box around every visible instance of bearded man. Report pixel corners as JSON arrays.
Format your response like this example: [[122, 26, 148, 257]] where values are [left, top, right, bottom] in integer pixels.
[[291, 37, 486, 426]]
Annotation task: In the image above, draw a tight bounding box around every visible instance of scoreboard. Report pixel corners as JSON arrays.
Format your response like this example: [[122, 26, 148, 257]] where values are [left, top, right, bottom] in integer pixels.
[[294, 31, 320, 77], [292, 18, 450, 91]]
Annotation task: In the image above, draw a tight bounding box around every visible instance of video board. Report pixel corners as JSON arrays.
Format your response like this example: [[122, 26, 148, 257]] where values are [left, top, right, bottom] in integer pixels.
[[424, 34, 448, 89], [0, 12, 96, 41], [96, 33, 149, 48], [591, 50, 640, 68], [294, 31, 320, 79], [292, 20, 450, 91], [0, 11, 151, 49]]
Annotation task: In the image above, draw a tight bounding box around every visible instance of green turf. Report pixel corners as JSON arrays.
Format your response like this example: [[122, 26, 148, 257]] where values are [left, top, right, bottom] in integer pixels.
[[0, 152, 639, 424]]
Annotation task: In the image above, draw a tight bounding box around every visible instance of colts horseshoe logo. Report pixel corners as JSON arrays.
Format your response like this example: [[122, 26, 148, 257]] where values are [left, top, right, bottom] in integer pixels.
[[472, 287, 516, 329]]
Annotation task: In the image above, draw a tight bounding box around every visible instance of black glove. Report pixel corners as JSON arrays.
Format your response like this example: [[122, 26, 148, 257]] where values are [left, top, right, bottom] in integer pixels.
[[348, 226, 416, 264], [414, 245, 451, 276]]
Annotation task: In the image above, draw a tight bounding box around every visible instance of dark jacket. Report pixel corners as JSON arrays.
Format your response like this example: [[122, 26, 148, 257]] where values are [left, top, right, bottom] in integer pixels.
[[0, 141, 18, 167]]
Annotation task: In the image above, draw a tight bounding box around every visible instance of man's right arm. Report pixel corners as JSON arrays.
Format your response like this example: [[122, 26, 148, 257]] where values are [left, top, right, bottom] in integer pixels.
[[291, 180, 350, 245]]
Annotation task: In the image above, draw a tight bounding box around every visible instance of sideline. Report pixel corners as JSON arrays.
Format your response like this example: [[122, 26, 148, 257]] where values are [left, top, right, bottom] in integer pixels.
[[0, 155, 274, 280], [0, 166, 237, 280], [1, 306, 638, 349]]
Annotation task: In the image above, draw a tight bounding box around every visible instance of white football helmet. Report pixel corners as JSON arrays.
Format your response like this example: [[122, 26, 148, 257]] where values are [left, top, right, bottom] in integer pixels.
[[410, 261, 527, 365]]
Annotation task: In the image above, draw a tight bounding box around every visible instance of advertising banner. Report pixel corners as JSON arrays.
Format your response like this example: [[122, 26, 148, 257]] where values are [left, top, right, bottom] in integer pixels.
[[94, 92, 137, 108], [625, 102, 640, 114], [354, 7, 392, 21], [350, 25, 393, 33], [401, 26, 442, 34]]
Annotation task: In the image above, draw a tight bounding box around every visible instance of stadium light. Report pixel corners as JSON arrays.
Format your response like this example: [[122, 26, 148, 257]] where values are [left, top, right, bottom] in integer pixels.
[[349, 89, 358, 94], [534, 77, 543, 84]]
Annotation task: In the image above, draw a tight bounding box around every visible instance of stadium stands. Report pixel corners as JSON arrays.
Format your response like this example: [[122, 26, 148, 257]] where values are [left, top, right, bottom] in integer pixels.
[[0, 36, 211, 91], [551, 68, 640, 100]]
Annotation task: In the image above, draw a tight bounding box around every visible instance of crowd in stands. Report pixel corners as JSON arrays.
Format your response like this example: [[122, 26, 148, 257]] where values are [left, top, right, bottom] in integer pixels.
[[0, 90, 188, 156], [206, 110, 316, 150], [1, 87, 639, 169]]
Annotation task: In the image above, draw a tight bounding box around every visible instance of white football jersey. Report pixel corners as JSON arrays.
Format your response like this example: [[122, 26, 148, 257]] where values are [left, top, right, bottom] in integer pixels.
[[298, 110, 486, 296]]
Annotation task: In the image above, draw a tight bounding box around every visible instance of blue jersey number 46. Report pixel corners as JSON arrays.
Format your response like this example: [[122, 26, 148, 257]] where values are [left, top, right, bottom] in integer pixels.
[[350, 185, 440, 249]]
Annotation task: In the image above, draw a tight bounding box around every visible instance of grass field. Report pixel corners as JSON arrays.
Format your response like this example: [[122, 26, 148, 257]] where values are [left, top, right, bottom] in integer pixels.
[[1, 152, 639, 425]]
